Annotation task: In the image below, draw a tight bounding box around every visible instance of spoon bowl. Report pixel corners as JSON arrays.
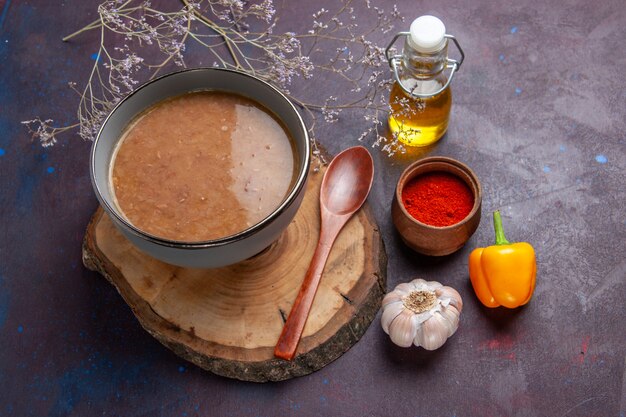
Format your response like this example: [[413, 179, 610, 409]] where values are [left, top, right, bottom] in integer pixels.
[[321, 146, 375, 215]]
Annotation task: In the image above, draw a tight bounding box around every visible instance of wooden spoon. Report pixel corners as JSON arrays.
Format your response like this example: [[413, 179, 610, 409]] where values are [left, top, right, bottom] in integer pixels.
[[274, 146, 375, 360]]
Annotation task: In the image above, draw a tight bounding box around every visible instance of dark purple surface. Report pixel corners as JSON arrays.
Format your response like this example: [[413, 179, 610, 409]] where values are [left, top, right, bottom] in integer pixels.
[[1, 0, 625, 416]]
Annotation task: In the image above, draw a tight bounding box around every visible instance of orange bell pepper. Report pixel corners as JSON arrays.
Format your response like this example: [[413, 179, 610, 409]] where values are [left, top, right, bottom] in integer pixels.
[[469, 210, 536, 308]]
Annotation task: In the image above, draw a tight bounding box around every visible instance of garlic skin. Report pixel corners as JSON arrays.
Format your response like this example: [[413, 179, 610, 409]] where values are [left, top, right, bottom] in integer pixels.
[[381, 279, 462, 350]]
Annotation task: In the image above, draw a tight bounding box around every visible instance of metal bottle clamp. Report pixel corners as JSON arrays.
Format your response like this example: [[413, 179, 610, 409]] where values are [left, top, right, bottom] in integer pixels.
[[385, 32, 465, 98]]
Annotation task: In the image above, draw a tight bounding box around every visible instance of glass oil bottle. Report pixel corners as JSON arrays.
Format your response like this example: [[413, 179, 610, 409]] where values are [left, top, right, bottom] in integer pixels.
[[385, 16, 464, 147]]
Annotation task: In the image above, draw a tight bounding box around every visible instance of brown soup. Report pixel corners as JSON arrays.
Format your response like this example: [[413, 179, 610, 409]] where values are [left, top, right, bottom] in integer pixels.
[[110, 91, 297, 242]]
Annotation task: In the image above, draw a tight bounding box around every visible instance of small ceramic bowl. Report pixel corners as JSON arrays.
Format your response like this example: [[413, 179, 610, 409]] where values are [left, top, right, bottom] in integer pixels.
[[91, 68, 310, 268], [391, 156, 482, 256]]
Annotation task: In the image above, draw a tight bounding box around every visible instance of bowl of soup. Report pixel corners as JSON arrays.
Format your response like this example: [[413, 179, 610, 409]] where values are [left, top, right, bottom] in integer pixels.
[[90, 68, 310, 268]]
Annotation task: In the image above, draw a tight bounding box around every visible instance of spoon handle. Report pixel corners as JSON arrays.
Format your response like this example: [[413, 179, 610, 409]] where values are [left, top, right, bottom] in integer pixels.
[[274, 221, 343, 360]]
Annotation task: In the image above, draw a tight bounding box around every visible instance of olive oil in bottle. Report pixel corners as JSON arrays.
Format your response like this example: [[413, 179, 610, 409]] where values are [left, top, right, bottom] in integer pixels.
[[385, 15, 463, 147], [388, 76, 452, 146]]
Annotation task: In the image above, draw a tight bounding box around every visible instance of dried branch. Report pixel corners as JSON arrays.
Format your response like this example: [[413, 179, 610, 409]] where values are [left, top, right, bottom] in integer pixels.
[[23, 0, 408, 157]]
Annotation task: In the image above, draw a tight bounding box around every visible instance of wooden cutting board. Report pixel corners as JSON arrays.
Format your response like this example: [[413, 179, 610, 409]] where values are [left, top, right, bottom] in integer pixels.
[[82, 162, 386, 382]]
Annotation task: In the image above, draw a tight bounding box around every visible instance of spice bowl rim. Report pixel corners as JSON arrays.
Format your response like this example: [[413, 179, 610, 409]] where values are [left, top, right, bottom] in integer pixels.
[[394, 156, 482, 230]]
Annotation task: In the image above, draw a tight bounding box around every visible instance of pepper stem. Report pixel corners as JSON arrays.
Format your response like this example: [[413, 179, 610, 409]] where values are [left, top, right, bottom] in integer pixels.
[[493, 210, 511, 245]]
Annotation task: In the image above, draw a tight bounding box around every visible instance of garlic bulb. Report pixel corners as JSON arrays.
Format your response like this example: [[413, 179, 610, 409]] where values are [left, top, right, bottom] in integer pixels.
[[381, 278, 462, 350]]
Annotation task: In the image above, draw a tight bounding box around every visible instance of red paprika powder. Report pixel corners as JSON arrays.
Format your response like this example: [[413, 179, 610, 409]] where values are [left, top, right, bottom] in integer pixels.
[[402, 172, 474, 227]]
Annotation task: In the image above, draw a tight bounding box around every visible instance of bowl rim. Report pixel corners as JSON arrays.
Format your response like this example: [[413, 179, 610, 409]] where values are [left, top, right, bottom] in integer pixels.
[[90, 67, 311, 249], [394, 156, 482, 230]]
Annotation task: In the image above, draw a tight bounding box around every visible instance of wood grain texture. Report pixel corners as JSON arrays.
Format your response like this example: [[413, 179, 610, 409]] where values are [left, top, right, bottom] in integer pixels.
[[82, 163, 386, 382]]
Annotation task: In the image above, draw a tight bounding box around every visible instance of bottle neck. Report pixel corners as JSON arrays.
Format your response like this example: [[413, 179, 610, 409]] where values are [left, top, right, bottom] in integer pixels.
[[402, 38, 448, 79]]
